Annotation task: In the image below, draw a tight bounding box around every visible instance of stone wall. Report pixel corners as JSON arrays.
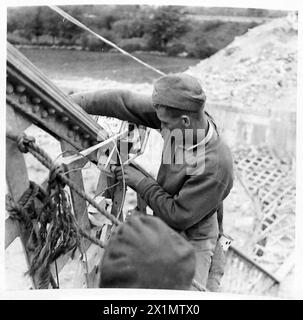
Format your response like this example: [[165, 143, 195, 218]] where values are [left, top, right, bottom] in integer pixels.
[[207, 103, 296, 159]]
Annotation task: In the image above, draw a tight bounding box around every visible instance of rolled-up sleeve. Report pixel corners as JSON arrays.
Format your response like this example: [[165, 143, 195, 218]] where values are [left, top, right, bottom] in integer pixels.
[[70, 89, 161, 129], [136, 174, 229, 231]]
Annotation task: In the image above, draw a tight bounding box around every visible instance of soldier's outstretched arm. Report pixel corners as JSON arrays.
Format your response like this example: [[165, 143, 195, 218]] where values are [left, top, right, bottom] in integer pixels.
[[70, 89, 161, 129]]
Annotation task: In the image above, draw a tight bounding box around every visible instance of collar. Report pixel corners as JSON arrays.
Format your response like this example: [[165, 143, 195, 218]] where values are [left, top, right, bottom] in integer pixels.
[[177, 119, 214, 151]]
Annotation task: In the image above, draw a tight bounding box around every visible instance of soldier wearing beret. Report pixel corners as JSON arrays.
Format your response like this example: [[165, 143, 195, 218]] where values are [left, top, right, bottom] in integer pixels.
[[71, 73, 234, 290], [99, 214, 196, 289]]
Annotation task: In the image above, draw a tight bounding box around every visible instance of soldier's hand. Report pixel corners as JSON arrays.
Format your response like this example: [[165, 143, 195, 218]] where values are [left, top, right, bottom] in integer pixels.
[[113, 165, 146, 189]]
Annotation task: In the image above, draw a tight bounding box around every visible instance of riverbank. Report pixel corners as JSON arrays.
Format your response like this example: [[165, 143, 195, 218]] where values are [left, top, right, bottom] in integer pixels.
[[19, 48, 199, 84]]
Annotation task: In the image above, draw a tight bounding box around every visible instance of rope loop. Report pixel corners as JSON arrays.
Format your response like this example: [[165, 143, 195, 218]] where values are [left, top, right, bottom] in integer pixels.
[[17, 133, 36, 153]]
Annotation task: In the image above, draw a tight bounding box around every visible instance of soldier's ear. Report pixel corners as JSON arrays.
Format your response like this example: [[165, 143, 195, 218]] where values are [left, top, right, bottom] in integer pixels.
[[181, 115, 191, 128]]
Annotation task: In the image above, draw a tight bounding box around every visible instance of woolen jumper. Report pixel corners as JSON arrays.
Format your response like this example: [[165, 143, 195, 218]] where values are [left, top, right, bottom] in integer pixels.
[[71, 89, 234, 242]]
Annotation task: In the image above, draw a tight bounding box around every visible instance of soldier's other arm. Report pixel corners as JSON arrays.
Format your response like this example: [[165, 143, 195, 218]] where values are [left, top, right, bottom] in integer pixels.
[[135, 174, 232, 231]]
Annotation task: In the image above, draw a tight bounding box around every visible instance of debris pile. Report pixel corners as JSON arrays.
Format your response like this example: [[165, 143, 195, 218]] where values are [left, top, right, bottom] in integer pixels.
[[187, 14, 297, 111]]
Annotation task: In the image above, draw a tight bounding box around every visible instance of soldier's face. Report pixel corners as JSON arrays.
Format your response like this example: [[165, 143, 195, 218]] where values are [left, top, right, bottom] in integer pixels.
[[156, 106, 182, 132]]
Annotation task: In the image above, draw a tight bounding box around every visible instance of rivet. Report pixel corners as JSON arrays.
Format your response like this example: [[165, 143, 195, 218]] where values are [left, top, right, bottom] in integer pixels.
[[82, 139, 90, 149], [32, 105, 40, 113], [32, 97, 41, 104], [7, 83, 14, 94], [62, 116, 69, 122], [67, 130, 74, 138], [49, 108, 56, 115], [41, 110, 48, 118], [19, 95, 27, 104], [73, 125, 79, 131], [16, 85, 26, 93], [74, 134, 80, 142], [83, 133, 90, 139]]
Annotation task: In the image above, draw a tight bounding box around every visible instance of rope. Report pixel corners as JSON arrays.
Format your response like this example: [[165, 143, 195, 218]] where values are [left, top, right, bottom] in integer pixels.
[[7, 132, 121, 227], [7, 132, 204, 291], [6, 181, 41, 225], [49, 5, 165, 77], [78, 227, 105, 248]]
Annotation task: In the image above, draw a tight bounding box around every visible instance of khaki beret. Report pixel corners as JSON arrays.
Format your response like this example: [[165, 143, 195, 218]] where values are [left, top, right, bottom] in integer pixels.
[[99, 214, 196, 289], [152, 73, 206, 112]]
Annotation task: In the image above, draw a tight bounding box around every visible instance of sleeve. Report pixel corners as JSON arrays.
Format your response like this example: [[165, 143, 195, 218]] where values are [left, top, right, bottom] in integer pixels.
[[70, 89, 161, 129], [135, 174, 229, 231]]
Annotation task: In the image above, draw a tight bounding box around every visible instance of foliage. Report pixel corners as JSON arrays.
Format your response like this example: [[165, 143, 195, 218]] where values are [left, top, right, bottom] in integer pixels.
[[7, 5, 261, 58], [186, 39, 217, 59], [117, 37, 147, 52], [183, 6, 288, 18], [144, 6, 189, 51], [112, 18, 145, 39], [166, 40, 186, 56], [182, 20, 259, 59]]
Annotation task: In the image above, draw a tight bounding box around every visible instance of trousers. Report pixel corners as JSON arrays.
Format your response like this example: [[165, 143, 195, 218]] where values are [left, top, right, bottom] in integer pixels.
[[206, 238, 226, 292], [189, 236, 217, 291], [190, 236, 226, 291]]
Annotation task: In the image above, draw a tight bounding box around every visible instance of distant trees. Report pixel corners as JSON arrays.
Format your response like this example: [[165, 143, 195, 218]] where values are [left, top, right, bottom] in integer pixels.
[[144, 6, 189, 51], [42, 8, 61, 44], [31, 7, 44, 42], [7, 5, 263, 58]]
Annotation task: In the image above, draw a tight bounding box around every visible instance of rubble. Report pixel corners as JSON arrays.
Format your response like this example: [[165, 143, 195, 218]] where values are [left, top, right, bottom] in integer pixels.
[[186, 14, 297, 112]]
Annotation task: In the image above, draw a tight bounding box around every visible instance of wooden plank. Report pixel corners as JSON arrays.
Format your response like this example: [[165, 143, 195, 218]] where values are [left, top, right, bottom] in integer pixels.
[[108, 140, 129, 221], [6, 105, 39, 288], [5, 104, 32, 248], [229, 245, 279, 284], [60, 140, 91, 235], [5, 217, 20, 249], [84, 243, 104, 288]]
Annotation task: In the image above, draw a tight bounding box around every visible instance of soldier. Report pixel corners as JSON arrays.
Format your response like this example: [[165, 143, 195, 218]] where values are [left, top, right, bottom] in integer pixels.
[[99, 214, 196, 289], [71, 73, 234, 290]]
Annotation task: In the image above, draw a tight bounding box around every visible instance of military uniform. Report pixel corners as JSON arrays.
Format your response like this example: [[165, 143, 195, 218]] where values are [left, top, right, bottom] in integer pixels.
[[72, 77, 234, 289]]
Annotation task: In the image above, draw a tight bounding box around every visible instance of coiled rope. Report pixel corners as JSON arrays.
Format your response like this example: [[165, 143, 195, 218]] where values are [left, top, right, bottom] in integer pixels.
[[6, 131, 121, 229]]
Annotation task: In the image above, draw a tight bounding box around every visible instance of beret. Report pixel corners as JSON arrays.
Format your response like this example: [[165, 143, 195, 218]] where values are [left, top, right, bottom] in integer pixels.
[[99, 214, 196, 289], [152, 73, 206, 112]]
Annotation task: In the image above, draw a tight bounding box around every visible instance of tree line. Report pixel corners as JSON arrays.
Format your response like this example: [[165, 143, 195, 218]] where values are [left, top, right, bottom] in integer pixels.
[[8, 5, 265, 59]]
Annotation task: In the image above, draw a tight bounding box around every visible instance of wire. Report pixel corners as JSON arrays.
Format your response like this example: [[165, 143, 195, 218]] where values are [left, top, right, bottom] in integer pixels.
[[92, 182, 120, 201], [54, 149, 93, 175], [78, 238, 89, 288], [49, 5, 165, 77], [84, 140, 126, 233]]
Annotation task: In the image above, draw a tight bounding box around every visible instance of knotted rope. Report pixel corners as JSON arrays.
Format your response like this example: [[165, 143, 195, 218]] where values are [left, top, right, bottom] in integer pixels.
[[7, 132, 121, 228], [6, 132, 113, 288]]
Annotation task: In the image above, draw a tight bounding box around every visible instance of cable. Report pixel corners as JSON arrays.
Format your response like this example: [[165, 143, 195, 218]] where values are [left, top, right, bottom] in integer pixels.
[[49, 5, 165, 77]]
